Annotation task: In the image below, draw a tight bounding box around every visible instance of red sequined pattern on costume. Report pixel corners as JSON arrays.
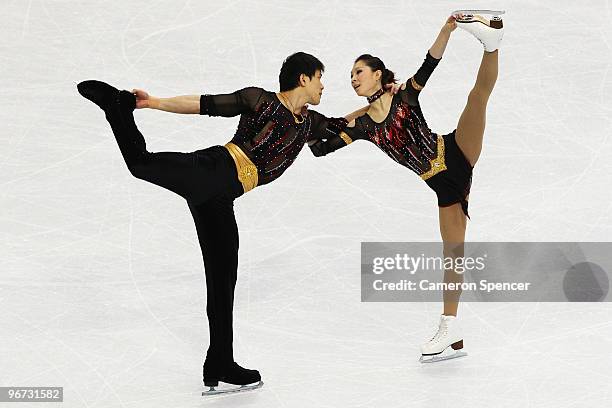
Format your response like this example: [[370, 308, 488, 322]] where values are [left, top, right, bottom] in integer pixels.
[[307, 52, 443, 178], [349, 96, 439, 176]]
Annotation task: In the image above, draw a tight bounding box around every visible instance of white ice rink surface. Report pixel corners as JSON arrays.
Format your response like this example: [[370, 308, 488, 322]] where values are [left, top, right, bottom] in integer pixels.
[[2, 1, 612, 407]]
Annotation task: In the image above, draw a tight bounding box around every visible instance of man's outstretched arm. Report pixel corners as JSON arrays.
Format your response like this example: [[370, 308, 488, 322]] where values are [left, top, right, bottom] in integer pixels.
[[133, 87, 264, 116], [133, 89, 200, 114]]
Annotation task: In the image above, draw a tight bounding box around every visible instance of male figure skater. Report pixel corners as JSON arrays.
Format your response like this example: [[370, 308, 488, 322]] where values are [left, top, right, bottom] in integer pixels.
[[77, 52, 354, 395]]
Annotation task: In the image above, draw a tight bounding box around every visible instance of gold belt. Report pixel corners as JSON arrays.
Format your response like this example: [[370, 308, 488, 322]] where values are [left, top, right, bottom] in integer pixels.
[[224, 142, 258, 193], [420, 134, 447, 180]]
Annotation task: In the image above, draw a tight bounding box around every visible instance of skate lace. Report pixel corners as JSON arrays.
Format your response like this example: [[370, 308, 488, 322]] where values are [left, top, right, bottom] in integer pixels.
[[429, 322, 448, 344]]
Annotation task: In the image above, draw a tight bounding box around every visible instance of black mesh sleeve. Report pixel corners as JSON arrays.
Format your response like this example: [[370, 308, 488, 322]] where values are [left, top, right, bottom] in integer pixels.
[[200, 87, 265, 117], [402, 52, 441, 106], [307, 112, 351, 157], [342, 119, 368, 144]]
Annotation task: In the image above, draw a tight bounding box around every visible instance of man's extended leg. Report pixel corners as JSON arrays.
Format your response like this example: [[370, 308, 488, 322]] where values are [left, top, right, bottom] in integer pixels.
[[78, 80, 230, 202]]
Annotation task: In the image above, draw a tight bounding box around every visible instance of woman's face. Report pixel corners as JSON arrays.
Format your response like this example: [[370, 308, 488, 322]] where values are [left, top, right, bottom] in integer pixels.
[[351, 60, 382, 97]]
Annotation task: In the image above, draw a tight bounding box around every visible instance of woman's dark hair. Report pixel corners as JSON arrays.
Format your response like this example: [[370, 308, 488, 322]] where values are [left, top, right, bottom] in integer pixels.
[[354, 54, 397, 86], [279, 52, 325, 92]]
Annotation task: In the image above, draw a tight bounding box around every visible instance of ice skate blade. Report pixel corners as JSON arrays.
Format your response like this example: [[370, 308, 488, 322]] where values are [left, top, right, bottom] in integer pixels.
[[419, 350, 467, 364], [455, 14, 503, 28], [452, 9, 505, 16], [202, 380, 263, 396]]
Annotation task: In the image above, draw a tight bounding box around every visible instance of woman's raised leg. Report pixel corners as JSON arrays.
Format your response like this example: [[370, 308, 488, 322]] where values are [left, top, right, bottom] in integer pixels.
[[454, 50, 498, 167]]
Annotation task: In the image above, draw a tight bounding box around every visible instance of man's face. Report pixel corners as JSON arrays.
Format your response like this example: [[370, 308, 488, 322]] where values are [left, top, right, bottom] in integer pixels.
[[303, 70, 324, 105]]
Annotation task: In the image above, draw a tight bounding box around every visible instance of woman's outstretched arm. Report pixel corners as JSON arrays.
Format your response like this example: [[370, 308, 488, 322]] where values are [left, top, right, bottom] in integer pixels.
[[428, 16, 457, 59], [402, 16, 458, 105]]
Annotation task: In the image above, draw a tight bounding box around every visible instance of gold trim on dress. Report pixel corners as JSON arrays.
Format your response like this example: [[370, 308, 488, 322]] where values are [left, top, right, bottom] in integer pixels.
[[420, 134, 447, 180], [339, 131, 353, 145], [224, 142, 258, 193], [410, 77, 424, 91]]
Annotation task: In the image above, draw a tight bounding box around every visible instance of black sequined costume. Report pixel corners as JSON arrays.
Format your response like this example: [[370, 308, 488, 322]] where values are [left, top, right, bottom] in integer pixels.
[[309, 52, 474, 218], [200, 88, 348, 186]]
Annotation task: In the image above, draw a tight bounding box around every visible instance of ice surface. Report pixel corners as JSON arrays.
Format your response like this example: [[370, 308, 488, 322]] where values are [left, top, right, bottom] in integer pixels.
[[2, 1, 612, 407]]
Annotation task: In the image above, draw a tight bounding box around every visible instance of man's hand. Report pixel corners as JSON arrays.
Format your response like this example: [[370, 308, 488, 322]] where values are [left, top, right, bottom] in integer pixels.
[[132, 88, 159, 109], [385, 83, 405, 94]]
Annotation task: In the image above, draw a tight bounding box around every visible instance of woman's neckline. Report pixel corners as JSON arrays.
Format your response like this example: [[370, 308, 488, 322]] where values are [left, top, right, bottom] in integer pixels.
[[365, 92, 396, 124]]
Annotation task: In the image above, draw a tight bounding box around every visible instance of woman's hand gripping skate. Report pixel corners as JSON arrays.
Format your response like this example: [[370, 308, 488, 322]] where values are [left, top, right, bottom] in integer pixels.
[[442, 14, 459, 34]]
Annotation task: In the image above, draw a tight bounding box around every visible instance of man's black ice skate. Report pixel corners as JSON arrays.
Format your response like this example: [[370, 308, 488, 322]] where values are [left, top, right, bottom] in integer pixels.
[[202, 361, 263, 396], [116, 89, 137, 112], [77, 80, 120, 112]]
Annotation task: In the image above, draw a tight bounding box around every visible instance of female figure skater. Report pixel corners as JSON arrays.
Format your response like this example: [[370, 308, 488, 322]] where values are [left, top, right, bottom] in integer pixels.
[[77, 52, 355, 394], [309, 11, 504, 363]]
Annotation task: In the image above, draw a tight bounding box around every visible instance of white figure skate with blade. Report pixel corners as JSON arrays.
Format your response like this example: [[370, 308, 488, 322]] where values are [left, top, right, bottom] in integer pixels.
[[420, 314, 468, 363], [452, 10, 505, 52]]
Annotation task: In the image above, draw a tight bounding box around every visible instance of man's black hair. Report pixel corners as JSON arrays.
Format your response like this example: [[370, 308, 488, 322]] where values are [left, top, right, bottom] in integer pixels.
[[279, 52, 324, 92]]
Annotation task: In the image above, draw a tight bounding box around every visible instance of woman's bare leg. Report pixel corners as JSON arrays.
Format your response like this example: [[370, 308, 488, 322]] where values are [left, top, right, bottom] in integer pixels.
[[454, 50, 499, 167], [438, 200, 468, 316]]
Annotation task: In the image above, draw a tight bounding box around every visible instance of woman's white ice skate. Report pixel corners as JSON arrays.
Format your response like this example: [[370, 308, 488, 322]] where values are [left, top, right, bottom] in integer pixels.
[[453, 10, 505, 52], [420, 315, 467, 363]]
